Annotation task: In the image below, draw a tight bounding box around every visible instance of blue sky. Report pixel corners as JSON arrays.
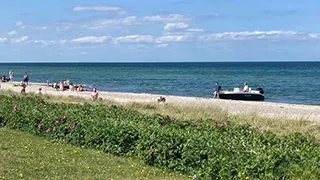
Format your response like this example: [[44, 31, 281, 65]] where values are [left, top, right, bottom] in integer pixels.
[[1, 0, 320, 62]]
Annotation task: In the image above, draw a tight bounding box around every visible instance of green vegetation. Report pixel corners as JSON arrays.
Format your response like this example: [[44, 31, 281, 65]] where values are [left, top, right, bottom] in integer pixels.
[[35, 91, 320, 142], [0, 94, 319, 179], [2, 90, 320, 142], [0, 128, 186, 180]]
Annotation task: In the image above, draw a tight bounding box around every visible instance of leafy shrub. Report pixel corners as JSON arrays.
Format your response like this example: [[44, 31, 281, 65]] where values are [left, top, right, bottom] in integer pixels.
[[0, 94, 319, 179]]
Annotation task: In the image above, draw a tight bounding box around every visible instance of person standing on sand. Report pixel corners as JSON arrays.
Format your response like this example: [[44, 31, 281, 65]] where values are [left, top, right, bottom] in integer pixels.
[[23, 72, 29, 85], [213, 82, 222, 98], [9, 71, 14, 82]]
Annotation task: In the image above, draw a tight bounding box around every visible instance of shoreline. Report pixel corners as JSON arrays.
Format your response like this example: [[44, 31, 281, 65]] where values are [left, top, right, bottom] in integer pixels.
[[1, 81, 320, 121]]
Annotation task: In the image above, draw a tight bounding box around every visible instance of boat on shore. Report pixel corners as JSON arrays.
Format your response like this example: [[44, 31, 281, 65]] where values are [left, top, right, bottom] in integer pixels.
[[218, 87, 265, 101]]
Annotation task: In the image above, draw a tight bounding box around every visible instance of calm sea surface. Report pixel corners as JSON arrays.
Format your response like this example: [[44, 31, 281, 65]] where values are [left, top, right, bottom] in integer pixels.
[[0, 62, 319, 105]]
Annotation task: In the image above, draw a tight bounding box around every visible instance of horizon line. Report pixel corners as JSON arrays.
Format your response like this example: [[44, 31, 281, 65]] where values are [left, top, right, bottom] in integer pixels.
[[1, 60, 320, 64]]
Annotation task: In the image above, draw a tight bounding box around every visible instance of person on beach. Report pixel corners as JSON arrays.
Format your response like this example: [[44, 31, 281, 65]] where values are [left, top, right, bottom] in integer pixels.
[[77, 85, 84, 92], [35, 88, 42, 95], [243, 83, 249, 92], [9, 71, 14, 82], [20, 82, 26, 94], [60, 81, 64, 91], [23, 72, 29, 85], [69, 82, 76, 91], [52, 81, 58, 90], [1, 75, 6, 82], [90, 88, 99, 101], [213, 82, 222, 98]]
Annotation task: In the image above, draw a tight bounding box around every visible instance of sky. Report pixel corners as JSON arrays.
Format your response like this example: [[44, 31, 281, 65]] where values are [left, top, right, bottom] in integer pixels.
[[1, 0, 320, 62]]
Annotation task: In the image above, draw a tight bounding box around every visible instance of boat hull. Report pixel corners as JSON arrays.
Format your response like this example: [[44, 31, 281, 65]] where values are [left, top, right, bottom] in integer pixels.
[[219, 92, 264, 101]]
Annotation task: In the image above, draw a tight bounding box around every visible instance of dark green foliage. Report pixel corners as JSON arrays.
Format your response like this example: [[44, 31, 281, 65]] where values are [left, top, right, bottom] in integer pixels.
[[0, 95, 319, 179]]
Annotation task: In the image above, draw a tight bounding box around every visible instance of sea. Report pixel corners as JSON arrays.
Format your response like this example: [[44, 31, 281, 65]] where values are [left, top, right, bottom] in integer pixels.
[[0, 62, 319, 105]]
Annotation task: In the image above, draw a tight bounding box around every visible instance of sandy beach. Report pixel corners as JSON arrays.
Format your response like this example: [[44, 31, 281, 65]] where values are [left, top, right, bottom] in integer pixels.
[[0, 81, 319, 121]]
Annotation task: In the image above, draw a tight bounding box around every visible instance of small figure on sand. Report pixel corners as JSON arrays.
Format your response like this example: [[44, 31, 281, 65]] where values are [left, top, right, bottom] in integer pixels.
[[9, 71, 14, 82], [35, 88, 42, 95], [1, 75, 8, 82], [60, 81, 65, 91], [157, 96, 166, 103], [23, 72, 29, 85], [213, 82, 222, 98], [77, 85, 84, 92], [52, 81, 59, 90], [20, 82, 27, 94], [90, 88, 99, 101]]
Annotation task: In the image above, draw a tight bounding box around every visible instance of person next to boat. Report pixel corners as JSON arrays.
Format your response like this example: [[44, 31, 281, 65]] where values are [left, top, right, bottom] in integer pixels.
[[243, 83, 249, 92], [213, 82, 222, 98]]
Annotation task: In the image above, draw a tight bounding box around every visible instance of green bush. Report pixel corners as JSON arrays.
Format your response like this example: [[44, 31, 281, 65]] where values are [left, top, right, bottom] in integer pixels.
[[0, 94, 319, 179]]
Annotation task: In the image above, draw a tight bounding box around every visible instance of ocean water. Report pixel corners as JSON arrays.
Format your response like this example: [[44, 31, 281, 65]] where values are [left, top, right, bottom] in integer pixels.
[[0, 62, 319, 105]]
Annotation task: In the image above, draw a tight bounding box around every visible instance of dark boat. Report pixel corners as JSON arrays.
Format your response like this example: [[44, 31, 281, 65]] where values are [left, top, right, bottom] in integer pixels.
[[218, 88, 265, 101]]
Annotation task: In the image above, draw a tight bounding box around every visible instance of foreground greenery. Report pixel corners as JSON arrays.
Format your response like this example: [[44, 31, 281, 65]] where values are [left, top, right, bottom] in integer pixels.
[[0, 94, 320, 179], [39, 91, 320, 142], [2, 90, 320, 141], [0, 128, 186, 180]]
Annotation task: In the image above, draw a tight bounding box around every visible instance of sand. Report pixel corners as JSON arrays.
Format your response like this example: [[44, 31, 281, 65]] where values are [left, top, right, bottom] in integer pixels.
[[0, 81, 319, 121]]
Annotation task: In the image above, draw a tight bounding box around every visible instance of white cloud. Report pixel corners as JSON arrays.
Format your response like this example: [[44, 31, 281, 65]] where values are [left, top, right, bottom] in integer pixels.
[[8, 30, 17, 36], [33, 26, 48, 31], [59, 14, 192, 30], [0, 37, 8, 43], [16, 22, 23, 26], [128, 44, 148, 51], [30, 39, 67, 45], [80, 52, 87, 55], [16, 22, 26, 29], [200, 30, 320, 41], [112, 35, 154, 44], [187, 28, 204, 32], [164, 23, 188, 31], [73, 5, 126, 14], [309, 33, 320, 38], [143, 14, 192, 23], [11, 36, 28, 43], [72, 36, 111, 43], [82, 16, 139, 29], [156, 35, 191, 43], [156, 44, 169, 48]]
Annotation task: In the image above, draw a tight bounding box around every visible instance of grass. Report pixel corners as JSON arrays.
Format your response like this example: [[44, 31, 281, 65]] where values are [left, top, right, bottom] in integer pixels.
[[0, 128, 187, 180]]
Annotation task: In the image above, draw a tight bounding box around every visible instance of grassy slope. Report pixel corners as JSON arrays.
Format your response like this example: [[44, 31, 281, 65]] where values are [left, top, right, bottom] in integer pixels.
[[0, 128, 187, 180]]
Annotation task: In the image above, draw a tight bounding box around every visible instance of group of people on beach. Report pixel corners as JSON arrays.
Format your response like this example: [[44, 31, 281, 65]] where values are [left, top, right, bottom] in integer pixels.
[[1, 71, 29, 93], [1, 71, 28, 84], [51, 80, 85, 92], [1, 71, 15, 82], [49, 80, 99, 100], [0, 71, 99, 101]]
